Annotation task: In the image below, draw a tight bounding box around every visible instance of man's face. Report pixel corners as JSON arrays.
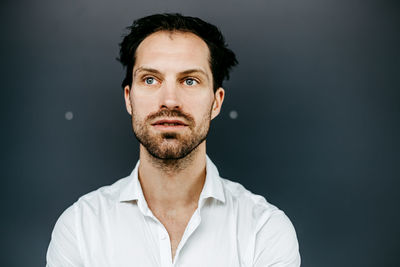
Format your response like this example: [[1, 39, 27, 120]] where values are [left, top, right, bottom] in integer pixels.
[[124, 31, 224, 159]]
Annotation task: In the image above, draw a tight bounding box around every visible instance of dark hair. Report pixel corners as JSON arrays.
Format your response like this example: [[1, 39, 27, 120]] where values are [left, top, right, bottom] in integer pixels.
[[118, 13, 238, 91]]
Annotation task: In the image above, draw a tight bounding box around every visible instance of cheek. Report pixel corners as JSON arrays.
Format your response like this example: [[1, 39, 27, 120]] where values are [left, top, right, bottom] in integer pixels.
[[186, 97, 214, 121], [130, 93, 155, 116]]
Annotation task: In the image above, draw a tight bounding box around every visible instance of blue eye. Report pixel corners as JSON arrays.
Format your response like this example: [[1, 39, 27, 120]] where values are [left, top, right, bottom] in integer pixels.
[[145, 77, 156, 85], [184, 78, 197, 86]]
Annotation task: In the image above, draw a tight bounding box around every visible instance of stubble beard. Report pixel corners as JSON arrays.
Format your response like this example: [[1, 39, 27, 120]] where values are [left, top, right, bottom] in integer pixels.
[[131, 106, 212, 169]]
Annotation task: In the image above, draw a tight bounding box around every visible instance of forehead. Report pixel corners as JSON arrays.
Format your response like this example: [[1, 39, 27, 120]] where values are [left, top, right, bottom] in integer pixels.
[[134, 31, 211, 73]]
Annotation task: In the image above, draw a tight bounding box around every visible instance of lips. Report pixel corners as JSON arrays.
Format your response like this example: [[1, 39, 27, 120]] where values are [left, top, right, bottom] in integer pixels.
[[151, 119, 188, 126]]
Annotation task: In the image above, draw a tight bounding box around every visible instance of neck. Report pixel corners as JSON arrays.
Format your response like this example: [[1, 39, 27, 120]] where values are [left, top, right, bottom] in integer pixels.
[[138, 142, 207, 209]]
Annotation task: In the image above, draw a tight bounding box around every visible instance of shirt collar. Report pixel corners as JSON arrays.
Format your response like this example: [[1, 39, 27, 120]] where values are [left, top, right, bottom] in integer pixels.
[[118, 155, 226, 205]]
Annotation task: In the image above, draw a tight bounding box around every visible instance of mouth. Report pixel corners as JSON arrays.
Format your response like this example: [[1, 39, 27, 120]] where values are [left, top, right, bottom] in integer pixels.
[[151, 119, 189, 130]]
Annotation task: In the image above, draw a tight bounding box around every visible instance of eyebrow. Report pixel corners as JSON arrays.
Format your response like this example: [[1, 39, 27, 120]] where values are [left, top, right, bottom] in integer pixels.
[[134, 67, 161, 78], [180, 69, 208, 77], [134, 67, 209, 81]]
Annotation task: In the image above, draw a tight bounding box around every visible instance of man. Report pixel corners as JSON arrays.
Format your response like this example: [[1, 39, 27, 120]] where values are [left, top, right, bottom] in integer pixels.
[[47, 13, 300, 266]]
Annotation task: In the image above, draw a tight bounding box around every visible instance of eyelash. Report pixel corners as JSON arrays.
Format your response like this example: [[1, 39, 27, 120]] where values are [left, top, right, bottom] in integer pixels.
[[141, 76, 200, 86], [182, 77, 199, 86], [144, 77, 157, 84]]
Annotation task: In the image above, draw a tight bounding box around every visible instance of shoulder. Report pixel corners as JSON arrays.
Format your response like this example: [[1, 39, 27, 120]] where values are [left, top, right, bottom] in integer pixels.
[[47, 176, 130, 266], [219, 177, 300, 266], [52, 175, 131, 228], [73, 175, 131, 213], [220, 177, 282, 223]]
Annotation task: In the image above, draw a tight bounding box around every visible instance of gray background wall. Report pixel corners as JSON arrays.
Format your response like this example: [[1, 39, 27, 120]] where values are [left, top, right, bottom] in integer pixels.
[[1, 0, 399, 266]]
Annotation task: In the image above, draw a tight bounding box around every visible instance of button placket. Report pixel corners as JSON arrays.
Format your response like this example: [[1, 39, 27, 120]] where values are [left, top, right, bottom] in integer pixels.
[[173, 209, 202, 265], [158, 224, 173, 267]]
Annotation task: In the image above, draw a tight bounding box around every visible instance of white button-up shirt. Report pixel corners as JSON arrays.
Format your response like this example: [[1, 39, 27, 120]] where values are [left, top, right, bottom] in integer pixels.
[[47, 156, 300, 266]]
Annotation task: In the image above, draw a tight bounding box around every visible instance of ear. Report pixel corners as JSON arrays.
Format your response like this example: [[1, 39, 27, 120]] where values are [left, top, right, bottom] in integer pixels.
[[124, 85, 132, 115], [211, 87, 225, 120]]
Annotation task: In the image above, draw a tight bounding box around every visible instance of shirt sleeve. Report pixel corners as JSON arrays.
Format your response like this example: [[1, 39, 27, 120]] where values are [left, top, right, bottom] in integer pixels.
[[253, 211, 301, 267], [46, 203, 84, 267]]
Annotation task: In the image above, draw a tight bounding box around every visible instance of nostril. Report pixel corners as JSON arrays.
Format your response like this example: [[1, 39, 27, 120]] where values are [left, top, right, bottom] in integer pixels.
[[160, 103, 181, 110]]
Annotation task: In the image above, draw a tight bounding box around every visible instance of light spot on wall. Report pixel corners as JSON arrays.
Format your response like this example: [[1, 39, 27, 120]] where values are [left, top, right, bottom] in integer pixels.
[[229, 110, 238, 119], [65, 111, 74, 120]]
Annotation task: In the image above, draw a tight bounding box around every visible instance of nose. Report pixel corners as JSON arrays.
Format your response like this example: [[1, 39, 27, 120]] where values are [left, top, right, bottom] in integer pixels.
[[159, 80, 182, 110]]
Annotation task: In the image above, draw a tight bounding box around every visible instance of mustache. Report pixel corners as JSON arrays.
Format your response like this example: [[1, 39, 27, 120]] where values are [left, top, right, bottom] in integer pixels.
[[146, 109, 195, 125]]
